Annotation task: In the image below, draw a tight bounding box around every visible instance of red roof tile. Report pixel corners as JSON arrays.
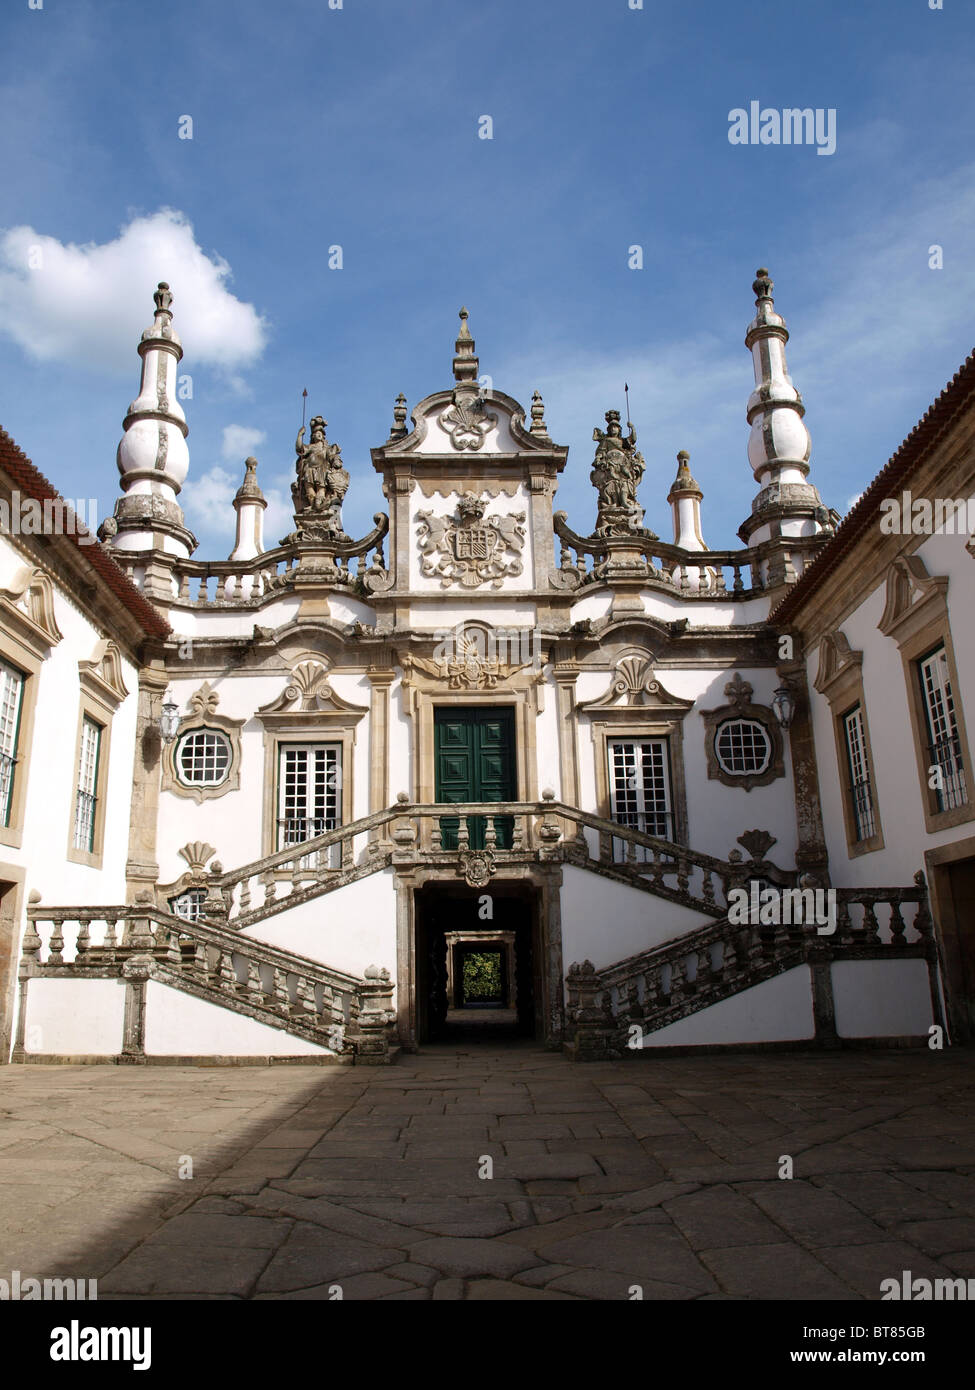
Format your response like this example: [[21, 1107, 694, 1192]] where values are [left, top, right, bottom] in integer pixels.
[[0, 426, 171, 640]]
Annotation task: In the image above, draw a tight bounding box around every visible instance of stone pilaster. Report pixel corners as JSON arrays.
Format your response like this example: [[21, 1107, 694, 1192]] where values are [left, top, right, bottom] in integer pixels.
[[125, 661, 170, 896]]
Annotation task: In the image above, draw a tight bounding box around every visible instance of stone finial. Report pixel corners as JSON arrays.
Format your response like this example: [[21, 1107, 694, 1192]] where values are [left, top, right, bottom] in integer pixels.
[[153, 281, 174, 315], [752, 267, 774, 302], [530, 390, 549, 436], [670, 450, 701, 494], [452, 306, 479, 384], [234, 457, 265, 504], [389, 392, 408, 439]]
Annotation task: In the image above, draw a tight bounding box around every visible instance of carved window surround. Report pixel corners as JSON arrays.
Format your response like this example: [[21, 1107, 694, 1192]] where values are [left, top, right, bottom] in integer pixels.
[[78, 639, 129, 712], [0, 567, 64, 848], [255, 657, 368, 859], [65, 640, 129, 868], [878, 555, 974, 833], [700, 672, 784, 792], [813, 630, 884, 857], [400, 630, 545, 819], [0, 566, 63, 659], [161, 682, 244, 805], [577, 653, 692, 845]]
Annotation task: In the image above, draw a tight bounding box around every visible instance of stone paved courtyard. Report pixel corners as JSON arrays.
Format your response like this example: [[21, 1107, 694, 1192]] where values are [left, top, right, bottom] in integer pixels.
[[2, 1045, 975, 1300]]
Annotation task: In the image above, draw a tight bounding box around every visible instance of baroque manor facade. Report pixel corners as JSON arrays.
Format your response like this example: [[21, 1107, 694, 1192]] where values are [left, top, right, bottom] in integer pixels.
[[1, 270, 973, 1064]]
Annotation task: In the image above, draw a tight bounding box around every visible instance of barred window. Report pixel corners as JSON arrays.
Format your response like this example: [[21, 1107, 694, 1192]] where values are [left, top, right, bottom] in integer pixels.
[[169, 889, 205, 921], [714, 719, 772, 776], [842, 704, 876, 841], [918, 646, 968, 812], [278, 744, 341, 852], [0, 660, 25, 828], [175, 729, 232, 787], [73, 716, 101, 852], [608, 739, 673, 848]]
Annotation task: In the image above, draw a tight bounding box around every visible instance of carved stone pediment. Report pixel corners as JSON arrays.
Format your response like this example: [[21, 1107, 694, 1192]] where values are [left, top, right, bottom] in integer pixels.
[[0, 565, 63, 653], [578, 652, 693, 719], [416, 493, 526, 589], [257, 657, 368, 729], [877, 555, 949, 647], [813, 630, 863, 704], [78, 639, 130, 711], [400, 624, 541, 691], [437, 391, 498, 452], [178, 841, 217, 874]]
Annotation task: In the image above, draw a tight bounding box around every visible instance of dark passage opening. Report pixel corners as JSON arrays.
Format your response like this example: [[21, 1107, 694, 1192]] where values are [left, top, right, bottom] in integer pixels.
[[414, 883, 537, 1044]]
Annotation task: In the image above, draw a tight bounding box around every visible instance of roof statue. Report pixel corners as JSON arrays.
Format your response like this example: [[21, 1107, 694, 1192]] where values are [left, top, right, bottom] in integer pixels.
[[590, 409, 652, 537], [290, 415, 351, 542]]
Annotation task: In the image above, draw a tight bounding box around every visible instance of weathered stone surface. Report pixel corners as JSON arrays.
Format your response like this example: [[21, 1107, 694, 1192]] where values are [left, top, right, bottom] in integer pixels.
[[255, 1225, 404, 1292], [408, 1237, 536, 1278], [466, 1278, 579, 1299], [4, 1050, 975, 1302], [99, 1245, 272, 1297]]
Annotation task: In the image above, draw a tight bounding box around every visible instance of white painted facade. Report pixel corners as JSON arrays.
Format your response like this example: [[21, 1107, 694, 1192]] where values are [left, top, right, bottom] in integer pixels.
[[4, 272, 972, 1063]]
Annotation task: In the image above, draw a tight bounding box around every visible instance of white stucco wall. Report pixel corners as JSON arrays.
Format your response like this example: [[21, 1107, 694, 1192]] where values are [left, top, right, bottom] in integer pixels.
[[23, 977, 125, 1055], [805, 524, 975, 886], [241, 869, 398, 982], [560, 864, 712, 970], [143, 980, 330, 1056], [574, 664, 799, 866], [644, 966, 815, 1046], [155, 669, 374, 884], [831, 959, 933, 1037]]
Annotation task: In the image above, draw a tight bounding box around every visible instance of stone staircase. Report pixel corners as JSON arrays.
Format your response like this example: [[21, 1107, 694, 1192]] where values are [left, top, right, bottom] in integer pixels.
[[564, 875, 941, 1059], [18, 901, 396, 1064], [17, 797, 941, 1063]]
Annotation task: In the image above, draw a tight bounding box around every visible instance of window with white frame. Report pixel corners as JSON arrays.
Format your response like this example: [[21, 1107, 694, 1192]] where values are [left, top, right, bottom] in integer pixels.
[[169, 889, 205, 921], [607, 739, 674, 855], [842, 704, 876, 841], [0, 660, 25, 829], [714, 718, 772, 777], [277, 743, 341, 852], [918, 645, 968, 812], [73, 716, 102, 852], [175, 728, 232, 787]]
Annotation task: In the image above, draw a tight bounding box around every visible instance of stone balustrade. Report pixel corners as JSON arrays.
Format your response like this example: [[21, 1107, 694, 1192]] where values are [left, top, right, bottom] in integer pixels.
[[19, 904, 395, 1063], [552, 512, 824, 599], [565, 876, 939, 1059]]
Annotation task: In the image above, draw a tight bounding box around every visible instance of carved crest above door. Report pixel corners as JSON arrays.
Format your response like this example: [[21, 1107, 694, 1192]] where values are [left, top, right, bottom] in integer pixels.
[[416, 492, 526, 588]]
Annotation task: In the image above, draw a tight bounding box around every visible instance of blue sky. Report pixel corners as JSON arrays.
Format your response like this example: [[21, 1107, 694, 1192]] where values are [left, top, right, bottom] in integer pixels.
[[1, 0, 973, 553]]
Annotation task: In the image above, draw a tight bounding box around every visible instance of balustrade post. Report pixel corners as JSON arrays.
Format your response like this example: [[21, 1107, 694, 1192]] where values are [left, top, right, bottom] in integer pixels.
[[565, 960, 616, 1061], [356, 966, 395, 1064], [203, 862, 230, 928]]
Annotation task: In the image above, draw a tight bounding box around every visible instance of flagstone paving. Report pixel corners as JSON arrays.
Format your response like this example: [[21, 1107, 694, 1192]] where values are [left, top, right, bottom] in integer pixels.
[[1, 1045, 975, 1299]]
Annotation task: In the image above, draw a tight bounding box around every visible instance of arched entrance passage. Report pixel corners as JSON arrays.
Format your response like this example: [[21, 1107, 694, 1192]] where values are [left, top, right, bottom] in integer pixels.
[[413, 881, 540, 1044]]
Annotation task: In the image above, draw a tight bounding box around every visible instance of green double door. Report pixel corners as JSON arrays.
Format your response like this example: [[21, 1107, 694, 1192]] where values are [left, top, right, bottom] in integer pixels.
[[435, 707, 516, 850]]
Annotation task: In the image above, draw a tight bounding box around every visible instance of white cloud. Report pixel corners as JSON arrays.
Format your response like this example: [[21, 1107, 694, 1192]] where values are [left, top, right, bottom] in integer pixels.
[[0, 208, 268, 373], [221, 425, 267, 461]]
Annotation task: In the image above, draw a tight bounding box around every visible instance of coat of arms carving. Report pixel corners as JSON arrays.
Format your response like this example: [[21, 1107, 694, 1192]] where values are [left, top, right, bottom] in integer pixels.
[[416, 492, 526, 588], [437, 392, 498, 451]]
